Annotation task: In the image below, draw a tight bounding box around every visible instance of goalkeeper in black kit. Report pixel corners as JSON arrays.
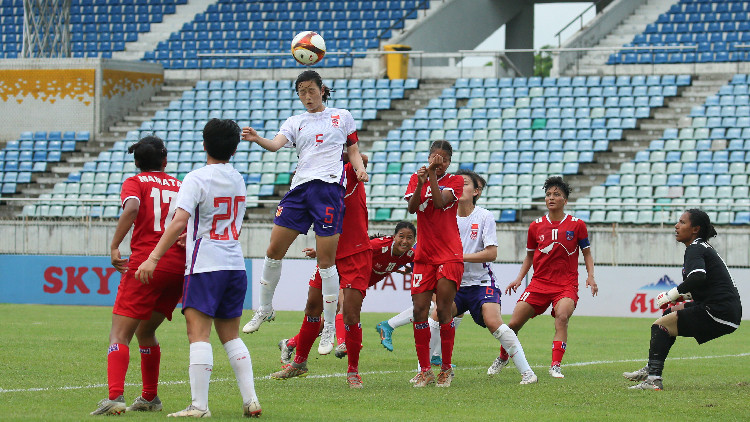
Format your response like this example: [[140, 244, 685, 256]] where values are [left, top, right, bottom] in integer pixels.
[[623, 209, 742, 390]]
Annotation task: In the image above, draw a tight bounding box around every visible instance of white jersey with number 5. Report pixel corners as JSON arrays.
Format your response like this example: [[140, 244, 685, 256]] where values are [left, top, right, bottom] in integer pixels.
[[457, 206, 498, 287], [174, 163, 247, 275], [278, 107, 358, 190]]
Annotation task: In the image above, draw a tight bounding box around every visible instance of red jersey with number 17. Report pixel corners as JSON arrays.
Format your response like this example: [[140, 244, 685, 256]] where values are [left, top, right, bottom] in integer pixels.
[[336, 163, 370, 259], [526, 214, 590, 287], [120, 172, 185, 273], [404, 172, 463, 264], [369, 236, 415, 286]]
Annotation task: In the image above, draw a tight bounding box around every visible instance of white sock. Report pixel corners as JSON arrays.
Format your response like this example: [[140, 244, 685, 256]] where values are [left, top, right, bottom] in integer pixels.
[[189, 342, 213, 411], [493, 324, 531, 374], [259, 256, 282, 312], [319, 265, 339, 328], [453, 316, 463, 329], [428, 317, 441, 359], [387, 306, 414, 329], [224, 338, 257, 404]]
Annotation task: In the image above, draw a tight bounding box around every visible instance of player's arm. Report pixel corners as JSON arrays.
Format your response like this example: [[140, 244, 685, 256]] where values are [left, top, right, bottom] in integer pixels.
[[407, 167, 428, 214], [135, 208, 190, 283], [463, 245, 497, 263], [582, 247, 597, 296], [345, 143, 369, 182], [506, 250, 534, 294], [241, 126, 288, 152], [110, 198, 139, 273], [427, 155, 453, 209]]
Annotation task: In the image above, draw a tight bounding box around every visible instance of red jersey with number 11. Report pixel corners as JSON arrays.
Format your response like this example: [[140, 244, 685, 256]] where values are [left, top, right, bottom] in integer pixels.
[[526, 214, 590, 287], [120, 172, 185, 273]]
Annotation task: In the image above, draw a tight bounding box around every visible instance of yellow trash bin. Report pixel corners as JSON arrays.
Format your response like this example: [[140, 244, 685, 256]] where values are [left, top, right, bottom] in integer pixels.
[[384, 44, 411, 79]]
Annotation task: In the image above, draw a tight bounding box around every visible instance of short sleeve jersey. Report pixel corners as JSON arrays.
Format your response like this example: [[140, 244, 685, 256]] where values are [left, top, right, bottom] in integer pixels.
[[369, 236, 415, 285], [336, 163, 370, 259], [174, 163, 247, 275], [457, 206, 498, 287], [526, 214, 590, 287], [404, 172, 463, 264], [278, 107, 358, 191], [682, 239, 742, 325], [120, 172, 185, 273]]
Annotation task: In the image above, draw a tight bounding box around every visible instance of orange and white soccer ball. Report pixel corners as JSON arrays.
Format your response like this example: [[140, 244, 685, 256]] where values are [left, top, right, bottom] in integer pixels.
[[291, 31, 326, 66]]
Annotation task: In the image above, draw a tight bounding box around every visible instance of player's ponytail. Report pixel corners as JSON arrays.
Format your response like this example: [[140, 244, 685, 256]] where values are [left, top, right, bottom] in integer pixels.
[[321, 85, 330, 102], [128, 135, 166, 172], [685, 208, 717, 241]]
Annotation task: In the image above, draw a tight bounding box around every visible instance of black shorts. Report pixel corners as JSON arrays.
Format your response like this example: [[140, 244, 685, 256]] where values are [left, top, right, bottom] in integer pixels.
[[677, 302, 738, 344]]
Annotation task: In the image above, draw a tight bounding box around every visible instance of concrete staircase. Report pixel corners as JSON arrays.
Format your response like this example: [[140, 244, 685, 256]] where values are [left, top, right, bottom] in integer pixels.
[[563, 73, 732, 205], [2, 80, 195, 218], [113, 0, 214, 61], [561, 0, 677, 76]]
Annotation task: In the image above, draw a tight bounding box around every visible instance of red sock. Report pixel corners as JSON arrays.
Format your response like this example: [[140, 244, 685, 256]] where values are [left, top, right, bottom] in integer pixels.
[[139, 345, 160, 402], [499, 345, 510, 361], [293, 315, 321, 365], [345, 323, 362, 373], [287, 334, 299, 349], [335, 314, 345, 346], [107, 343, 129, 400], [552, 341, 567, 366], [413, 321, 431, 372], [439, 322, 455, 371]]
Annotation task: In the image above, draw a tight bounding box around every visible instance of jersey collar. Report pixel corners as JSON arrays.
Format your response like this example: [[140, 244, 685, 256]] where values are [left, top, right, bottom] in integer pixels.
[[545, 213, 569, 224]]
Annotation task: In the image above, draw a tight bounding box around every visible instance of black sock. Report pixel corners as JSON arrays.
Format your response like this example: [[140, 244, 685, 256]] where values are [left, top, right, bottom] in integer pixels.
[[648, 324, 675, 377]]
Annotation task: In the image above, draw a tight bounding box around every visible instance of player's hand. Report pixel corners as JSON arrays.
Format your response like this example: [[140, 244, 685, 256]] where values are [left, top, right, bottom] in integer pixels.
[[416, 166, 428, 185], [176, 233, 187, 249], [110, 248, 128, 274], [427, 153, 444, 172], [356, 168, 369, 182], [505, 278, 522, 295], [303, 247, 317, 258], [241, 127, 260, 142], [586, 276, 598, 297], [681, 291, 693, 301], [135, 257, 158, 284]]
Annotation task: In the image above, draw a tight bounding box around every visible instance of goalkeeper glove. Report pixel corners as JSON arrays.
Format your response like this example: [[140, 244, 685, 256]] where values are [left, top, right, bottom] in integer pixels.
[[656, 287, 682, 309]]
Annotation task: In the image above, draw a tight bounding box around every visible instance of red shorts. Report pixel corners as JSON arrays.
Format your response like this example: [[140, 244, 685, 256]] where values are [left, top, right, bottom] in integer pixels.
[[517, 282, 578, 317], [309, 249, 373, 296], [411, 262, 464, 295], [113, 268, 184, 321]]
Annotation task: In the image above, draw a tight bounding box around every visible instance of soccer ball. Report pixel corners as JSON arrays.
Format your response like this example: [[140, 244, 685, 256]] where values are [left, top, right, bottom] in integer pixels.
[[291, 31, 326, 66]]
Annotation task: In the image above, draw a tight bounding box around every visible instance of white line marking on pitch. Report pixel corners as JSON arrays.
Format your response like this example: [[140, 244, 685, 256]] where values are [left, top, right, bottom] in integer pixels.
[[2, 352, 748, 394]]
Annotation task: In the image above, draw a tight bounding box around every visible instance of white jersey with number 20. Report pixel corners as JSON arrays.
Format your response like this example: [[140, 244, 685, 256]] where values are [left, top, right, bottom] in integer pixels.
[[174, 163, 247, 275]]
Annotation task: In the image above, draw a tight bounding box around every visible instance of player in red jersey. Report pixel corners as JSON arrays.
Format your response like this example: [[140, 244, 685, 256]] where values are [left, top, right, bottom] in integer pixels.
[[496, 176, 597, 379], [405, 140, 464, 387], [91, 136, 185, 415], [278, 221, 416, 375], [270, 154, 372, 388]]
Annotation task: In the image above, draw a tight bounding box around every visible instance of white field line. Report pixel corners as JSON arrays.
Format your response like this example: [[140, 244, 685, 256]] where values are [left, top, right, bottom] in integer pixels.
[[2, 352, 749, 394]]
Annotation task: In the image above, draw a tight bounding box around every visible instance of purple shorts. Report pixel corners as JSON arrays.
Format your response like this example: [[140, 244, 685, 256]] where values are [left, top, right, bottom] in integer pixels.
[[182, 270, 247, 319], [454, 284, 501, 328], [273, 180, 345, 237]]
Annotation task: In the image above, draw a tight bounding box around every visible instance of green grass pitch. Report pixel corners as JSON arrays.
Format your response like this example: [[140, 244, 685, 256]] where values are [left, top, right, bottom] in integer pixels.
[[1, 304, 748, 421]]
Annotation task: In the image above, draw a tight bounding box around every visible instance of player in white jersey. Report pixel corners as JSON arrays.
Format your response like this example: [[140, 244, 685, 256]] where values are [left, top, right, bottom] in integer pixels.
[[136, 119, 261, 418], [419, 170, 537, 384], [241, 71, 368, 351]]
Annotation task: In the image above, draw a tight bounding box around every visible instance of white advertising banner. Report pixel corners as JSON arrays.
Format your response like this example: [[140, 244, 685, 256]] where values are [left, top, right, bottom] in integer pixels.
[[251, 259, 749, 320]]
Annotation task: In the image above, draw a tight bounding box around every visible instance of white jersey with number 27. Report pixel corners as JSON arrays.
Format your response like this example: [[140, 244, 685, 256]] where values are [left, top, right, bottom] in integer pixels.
[[174, 163, 247, 275]]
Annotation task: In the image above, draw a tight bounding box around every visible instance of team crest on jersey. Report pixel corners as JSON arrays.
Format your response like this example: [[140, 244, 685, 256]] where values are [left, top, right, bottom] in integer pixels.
[[566, 231, 574, 241], [470, 223, 479, 240], [276, 206, 283, 217], [382, 246, 389, 253], [538, 234, 544, 242], [407, 249, 414, 257], [331, 115, 340, 128]]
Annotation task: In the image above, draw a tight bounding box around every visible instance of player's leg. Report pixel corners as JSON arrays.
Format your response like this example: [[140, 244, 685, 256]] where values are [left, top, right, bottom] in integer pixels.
[[628, 311, 678, 391], [169, 307, 215, 417], [411, 290, 435, 386], [91, 314, 140, 415], [495, 300, 536, 370], [434, 276, 458, 387], [377, 305, 415, 352], [342, 287, 364, 388], [128, 312, 166, 411], [314, 233, 340, 355], [482, 302, 536, 383], [550, 297, 575, 378], [271, 286, 323, 379], [335, 289, 346, 356], [623, 303, 684, 382], [426, 302, 458, 367], [215, 318, 261, 417], [244, 224, 300, 333]]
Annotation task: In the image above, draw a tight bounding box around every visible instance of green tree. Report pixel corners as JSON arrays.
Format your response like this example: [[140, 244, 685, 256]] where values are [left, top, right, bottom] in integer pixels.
[[534, 45, 553, 77]]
